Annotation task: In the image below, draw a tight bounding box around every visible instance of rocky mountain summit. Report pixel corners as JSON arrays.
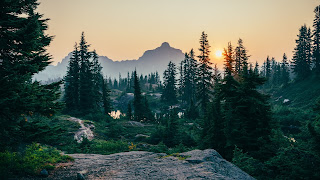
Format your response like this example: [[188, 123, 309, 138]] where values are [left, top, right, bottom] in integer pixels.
[[34, 42, 184, 81], [37, 149, 254, 180]]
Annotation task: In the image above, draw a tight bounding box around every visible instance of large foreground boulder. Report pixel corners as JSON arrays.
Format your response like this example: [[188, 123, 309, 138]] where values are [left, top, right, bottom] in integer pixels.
[[34, 149, 254, 179]]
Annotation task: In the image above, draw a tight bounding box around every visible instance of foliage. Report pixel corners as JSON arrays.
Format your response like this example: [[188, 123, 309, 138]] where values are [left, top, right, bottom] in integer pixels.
[[0, 0, 63, 149], [79, 139, 129, 155], [178, 49, 198, 106], [162, 61, 178, 105], [64, 33, 109, 116], [0, 143, 73, 179], [148, 110, 196, 148], [232, 146, 265, 178], [133, 70, 144, 121], [196, 31, 213, 112], [313, 5, 320, 74], [265, 146, 320, 180], [292, 25, 312, 80]]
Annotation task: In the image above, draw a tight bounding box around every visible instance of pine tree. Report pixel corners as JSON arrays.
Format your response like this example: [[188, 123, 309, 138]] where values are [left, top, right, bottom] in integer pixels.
[[180, 49, 198, 106], [223, 42, 234, 75], [313, 5, 320, 74], [79, 32, 94, 113], [270, 58, 281, 86], [197, 32, 213, 112], [127, 102, 132, 120], [91, 50, 103, 109], [178, 55, 186, 102], [64, 43, 80, 111], [189, 49, 198, 102], [292, 25, 312, 80], [143, 96, 153, 121], [102, 77, 112, 114], [254, 61, 259, 75], [201, 99, 226, 155], [133, 70, 144, 121], [229, 70, 273, 159], [219, 42, 274, 159], [162, 61, 177, 105], [261, 61, 266, 77], [281, 53, 290, 85], [220, 45, 241, 158], [0, 0, 62, 146], [234, 39, 249, 74], [185, 99, 199, 120]]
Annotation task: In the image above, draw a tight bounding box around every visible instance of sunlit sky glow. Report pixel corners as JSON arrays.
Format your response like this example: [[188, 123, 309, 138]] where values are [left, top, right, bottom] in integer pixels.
[[38, 0, 319, 66]]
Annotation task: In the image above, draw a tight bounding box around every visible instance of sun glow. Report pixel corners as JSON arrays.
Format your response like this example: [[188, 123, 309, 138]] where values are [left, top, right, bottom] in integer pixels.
[[215, 50, 223, 58]]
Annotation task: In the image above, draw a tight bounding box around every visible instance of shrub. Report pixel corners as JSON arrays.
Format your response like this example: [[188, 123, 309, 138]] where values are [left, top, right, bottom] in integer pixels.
[[83, 112, 112, 122], [149, 142, 169, 153], [0, 143, 73, 179], [89, 140, 129, 155], [232, 146, 266, 178]]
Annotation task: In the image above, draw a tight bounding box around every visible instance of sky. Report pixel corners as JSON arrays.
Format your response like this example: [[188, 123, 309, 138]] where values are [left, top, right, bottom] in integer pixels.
[[37, 0, 319, 66]]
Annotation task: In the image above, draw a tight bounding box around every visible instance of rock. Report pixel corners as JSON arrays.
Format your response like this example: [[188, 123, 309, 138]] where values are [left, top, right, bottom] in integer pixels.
[[135, 134, 150, 138], [40, 169, 48, 177], [41, 149, 254, 179], [69, 117, 94, 143], [283, 99, 290, 104]]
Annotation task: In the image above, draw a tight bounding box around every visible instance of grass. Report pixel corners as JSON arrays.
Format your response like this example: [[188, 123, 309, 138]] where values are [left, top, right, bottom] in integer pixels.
[[0, 143, 73, 179], [160, 153, 191, 160]]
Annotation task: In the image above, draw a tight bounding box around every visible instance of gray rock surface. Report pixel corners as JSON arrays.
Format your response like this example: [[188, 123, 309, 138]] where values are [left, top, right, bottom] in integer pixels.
[[40, 149, 254, 180], [69, 117, 94, 143]]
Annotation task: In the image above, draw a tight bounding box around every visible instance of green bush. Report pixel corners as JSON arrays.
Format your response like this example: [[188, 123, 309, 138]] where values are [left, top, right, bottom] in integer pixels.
[[0, 143, 73, 179], [232, 146, 266, 178], [82, 112, 111, 122], [265, 146, 320, 180], [89, 139, 129, 155], [149, 142, 169, 153]]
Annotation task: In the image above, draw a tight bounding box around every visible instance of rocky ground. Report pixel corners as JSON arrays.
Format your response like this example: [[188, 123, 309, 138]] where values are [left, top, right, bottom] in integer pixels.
[[26, 149, 254, 180], [69, 117, 94, 143]]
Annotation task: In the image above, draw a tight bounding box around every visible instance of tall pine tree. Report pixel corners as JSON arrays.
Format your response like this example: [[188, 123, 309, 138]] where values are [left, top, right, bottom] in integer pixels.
[[64, 43, 80, 112], [197, 32, 213, 112], [91, 50, 103, 109], [79, 32, 95, 113], [313, 5, 320, 74], [162, 61, 177, 105], [102, 76, 112, 114], [133, 70, 144, 121], [0, 0, 62, 146], [281, 53, 290, 85], [292, 25, 312, 80]]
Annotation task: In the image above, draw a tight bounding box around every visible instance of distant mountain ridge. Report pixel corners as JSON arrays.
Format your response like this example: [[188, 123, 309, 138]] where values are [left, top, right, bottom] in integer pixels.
[[34, 42, 184, 81]]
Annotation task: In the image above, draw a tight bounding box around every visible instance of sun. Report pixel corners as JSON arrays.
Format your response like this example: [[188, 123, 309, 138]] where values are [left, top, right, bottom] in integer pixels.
[[215, 50, 223, 58]]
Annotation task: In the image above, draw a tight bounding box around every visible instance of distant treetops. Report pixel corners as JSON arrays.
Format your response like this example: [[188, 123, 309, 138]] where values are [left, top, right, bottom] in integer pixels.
[[259, 5, 320, 82]]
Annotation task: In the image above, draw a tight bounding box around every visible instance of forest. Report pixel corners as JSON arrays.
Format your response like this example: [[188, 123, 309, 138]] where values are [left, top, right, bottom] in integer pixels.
[[1, 1, 320, 179]]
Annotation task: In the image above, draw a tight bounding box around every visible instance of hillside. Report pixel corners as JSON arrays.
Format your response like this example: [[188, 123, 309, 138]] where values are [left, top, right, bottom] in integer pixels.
[[34, 42, 184, 81], [269, 76, 320, 110]]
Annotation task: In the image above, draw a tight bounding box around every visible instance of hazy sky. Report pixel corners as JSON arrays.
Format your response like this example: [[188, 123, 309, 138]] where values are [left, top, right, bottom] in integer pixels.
[[38, 0, 319, 66]]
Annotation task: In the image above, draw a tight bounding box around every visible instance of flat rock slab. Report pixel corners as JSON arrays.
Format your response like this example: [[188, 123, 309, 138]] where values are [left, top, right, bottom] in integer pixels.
[[28, 149, 254, 180]]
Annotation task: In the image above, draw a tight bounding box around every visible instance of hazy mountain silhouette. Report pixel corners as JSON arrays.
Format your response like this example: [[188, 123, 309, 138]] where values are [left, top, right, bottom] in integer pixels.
[[34, 42, 184, 81]]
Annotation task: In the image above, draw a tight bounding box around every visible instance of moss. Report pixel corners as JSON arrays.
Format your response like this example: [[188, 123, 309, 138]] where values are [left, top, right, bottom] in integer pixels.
[[159, 153, 190, 160]]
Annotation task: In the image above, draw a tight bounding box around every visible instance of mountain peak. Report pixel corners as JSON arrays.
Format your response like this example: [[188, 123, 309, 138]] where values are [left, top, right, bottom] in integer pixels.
[[160, 42, 170, 48]]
